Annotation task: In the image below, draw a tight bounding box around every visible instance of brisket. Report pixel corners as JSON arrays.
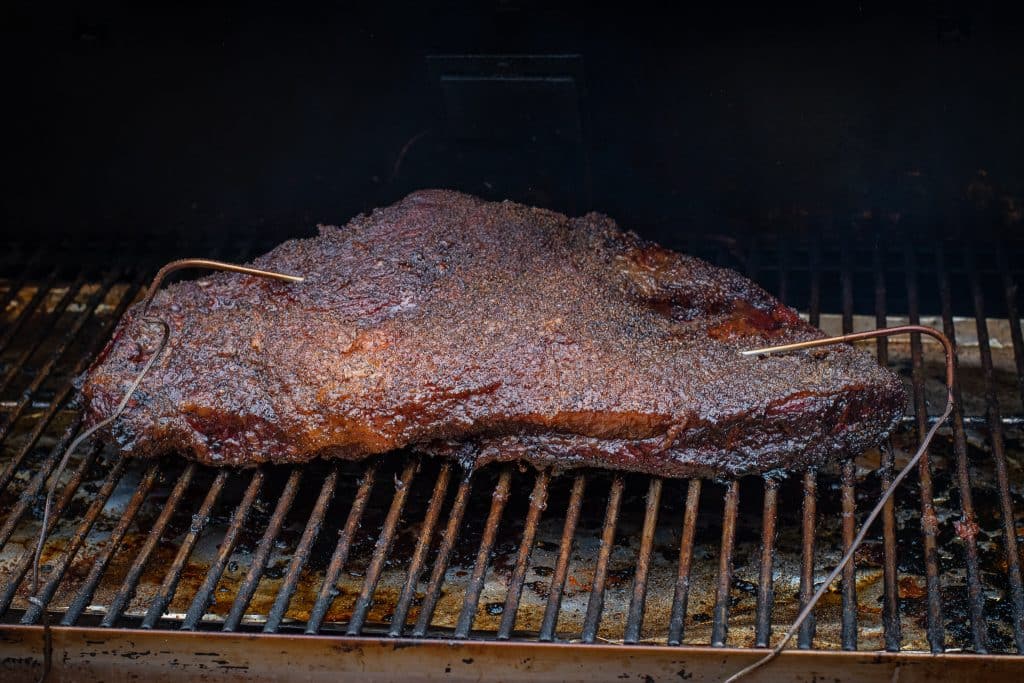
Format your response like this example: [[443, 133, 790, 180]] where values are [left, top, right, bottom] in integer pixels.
[[81, 190, 905, 477]]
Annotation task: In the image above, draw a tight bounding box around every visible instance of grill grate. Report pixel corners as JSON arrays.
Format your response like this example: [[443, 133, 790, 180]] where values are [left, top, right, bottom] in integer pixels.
[[0, 228, 1023, 655]]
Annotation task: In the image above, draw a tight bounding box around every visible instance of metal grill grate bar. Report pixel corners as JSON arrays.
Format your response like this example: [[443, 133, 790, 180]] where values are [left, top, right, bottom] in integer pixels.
[[20, 457, 128, 624], [101, 463, 197, 627], [263, 467, 339, 633], [968, 248, 1024, 652], [346, 457, 419, 635], [182, 470, 266, 630], [874, 233, 902, 652], [305, 463, 378, 634], [839, 239, 859, 651], [710, 480, 740, 647], [796, 232, 823, 651], [62, 463, 161, 626], [412, 473, 473, 637], [581, 476, 625, 643], [996, 248, 1024, 411], [667, 479, 702, 646], [141, 470, 230, 629], [623, 477, 662, 643], [0, 271, 95, 398], [0, 274, 139, 493], [0, 268, 60, 359], [224, 468, 303, 631], [389, 463, 453, 637], [0, 247, 45, 322], [454, 467, 512, 638], [0, 441, 102, 615], [538, 473, 586, 642], [935, 243, 988, 653], [0, 417, 83, 550], [754, 478, 779, 647], [798, 471, 818, 648], [839, 459, 858, 650], [498, 469, 551, 639], [904, 242, 946, 652]]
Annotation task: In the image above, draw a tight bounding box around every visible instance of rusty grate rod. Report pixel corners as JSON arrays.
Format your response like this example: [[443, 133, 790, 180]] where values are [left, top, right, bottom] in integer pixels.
[[711, 480, 741, 647], [934, 245, 987, 652], [412, 472, 474, 637], [0, 270, 90, 395], [996, 248, 1024, 411], [754, 478, 779, 647], [839, 458, 858, 650], [838, 242, 858, 651], [0, 248, 45, 320], [879, 442, 902, 651], [141, 470, 230, 629], [874, 236, 902, 652], [905, 244, 945, 652], [347, 458, 420, 635], [63, 463, 160, 626], [0, 270, 127, 475], [453, 467, 513, 638], [388, 463, 454, 637], [304, 462, 378, 634], [624, 477, 663, 644], [0, 275, 141, 494], [581, 475, 626, 643], [181, 470, 266, 630], [667, 479, 702, 646], [263, 467, 339, 633], [969, 254, 1024, 652], [538, 473, 586, 642], [794, 233, 822, 650], [497, 469, 551, 640], [21, 456, 129, 624], [0, 394, 69, 496], [101, 463, 197, 627], [797, 470, 817, 649], [224, 468, 303, 632], [0, 268, 60, 358], [0, 416, 83, 550], [0, 441, 102, 616]]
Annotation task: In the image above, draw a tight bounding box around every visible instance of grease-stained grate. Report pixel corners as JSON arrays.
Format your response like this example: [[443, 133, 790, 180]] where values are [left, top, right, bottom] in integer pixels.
[[0, 228, 1022, 655]]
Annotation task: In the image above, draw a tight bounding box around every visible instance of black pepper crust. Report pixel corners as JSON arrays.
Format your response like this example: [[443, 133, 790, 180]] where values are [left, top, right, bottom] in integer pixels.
[[81, 190, 905, 477]]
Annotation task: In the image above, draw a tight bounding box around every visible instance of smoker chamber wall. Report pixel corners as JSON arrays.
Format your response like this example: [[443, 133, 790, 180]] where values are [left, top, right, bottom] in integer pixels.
[[6, 4, 1024, 244], [0, 226, 1023, 672]]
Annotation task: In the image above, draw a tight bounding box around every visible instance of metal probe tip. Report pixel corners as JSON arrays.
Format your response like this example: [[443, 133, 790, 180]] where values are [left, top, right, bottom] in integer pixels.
[[141, 258, 305, 313]]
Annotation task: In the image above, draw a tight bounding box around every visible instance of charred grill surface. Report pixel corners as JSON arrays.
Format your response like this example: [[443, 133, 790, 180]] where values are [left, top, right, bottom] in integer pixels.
[[81, 191, 904, 476], [1, 228, 1023, 657]]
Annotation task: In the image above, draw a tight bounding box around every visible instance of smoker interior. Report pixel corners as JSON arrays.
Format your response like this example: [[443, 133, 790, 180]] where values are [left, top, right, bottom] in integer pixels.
[[1, 225, 1023, 667]]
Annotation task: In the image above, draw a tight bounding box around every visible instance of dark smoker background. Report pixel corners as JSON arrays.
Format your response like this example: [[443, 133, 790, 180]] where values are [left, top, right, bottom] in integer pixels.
[[1, 2, 1022, 284]]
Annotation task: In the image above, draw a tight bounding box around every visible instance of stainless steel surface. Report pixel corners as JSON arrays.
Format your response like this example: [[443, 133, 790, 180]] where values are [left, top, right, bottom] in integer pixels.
[[2, 625, 1023, 682]]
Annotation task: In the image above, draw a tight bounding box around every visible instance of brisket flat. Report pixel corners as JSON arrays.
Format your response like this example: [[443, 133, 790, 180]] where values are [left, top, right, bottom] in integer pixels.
[[81, 190, 905, 477]]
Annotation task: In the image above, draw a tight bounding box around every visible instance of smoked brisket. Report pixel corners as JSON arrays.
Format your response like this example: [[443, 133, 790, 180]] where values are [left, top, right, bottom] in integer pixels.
[[81, 190, 905, 477]]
